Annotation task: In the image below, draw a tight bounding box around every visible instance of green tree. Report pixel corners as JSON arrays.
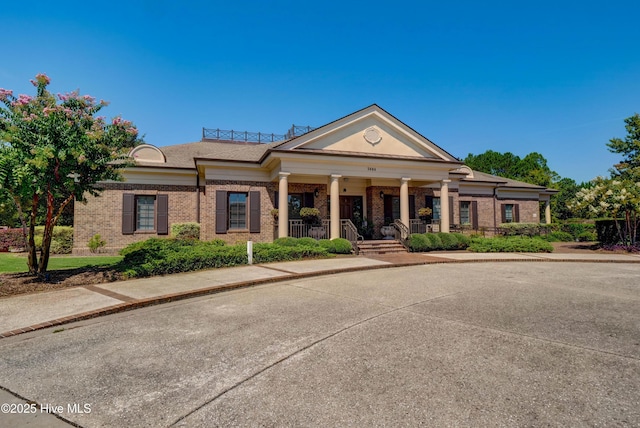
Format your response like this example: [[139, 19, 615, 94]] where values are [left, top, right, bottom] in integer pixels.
[[463, 150, 559, 187], [607, 113, 640, 178], [463, 150, 521, 178], [0, 74, 141, 275]]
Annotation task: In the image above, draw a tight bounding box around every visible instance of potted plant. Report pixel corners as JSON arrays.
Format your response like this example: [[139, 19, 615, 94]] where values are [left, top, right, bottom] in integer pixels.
[[270, 208, 279, 221], [418, 207, 433, 223], [300, 207, 321, 225]]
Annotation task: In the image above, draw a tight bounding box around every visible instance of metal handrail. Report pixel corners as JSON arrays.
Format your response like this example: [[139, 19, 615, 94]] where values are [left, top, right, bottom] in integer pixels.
[[392, 219, 410, 251], [340, 219, 364, 255]]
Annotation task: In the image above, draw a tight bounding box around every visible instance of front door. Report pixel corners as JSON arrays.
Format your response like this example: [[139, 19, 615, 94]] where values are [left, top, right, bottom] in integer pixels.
[[339, 196, 363, 222]]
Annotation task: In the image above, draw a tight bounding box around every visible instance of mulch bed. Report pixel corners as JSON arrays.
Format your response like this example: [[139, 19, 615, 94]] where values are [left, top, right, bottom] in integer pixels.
[[0, 267, 123, 298]]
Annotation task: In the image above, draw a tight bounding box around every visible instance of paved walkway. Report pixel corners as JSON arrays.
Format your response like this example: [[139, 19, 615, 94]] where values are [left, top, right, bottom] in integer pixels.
[[1, 252, 639, 338]]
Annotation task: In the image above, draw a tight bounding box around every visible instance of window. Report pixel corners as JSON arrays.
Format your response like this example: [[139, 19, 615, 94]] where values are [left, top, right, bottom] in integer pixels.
[[122, 193, 168, 235], [433, 198, 441, 220], [228, 193, 247, 230], [136, 196, 156, 231], [505, 204, 514, 223], [288, 194, 303, 219], [460, 201, 470, 225]]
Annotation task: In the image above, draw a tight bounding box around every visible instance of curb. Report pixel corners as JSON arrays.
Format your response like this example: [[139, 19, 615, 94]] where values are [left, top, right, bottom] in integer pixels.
[[2, 257, 639, 339]]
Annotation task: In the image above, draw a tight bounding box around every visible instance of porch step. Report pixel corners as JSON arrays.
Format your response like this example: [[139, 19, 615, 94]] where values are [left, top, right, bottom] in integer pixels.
[[357, 239, 408, 255]]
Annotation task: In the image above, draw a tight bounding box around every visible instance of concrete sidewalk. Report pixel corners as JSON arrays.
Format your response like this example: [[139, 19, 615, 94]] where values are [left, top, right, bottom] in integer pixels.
[[1, 252, 639, 338]]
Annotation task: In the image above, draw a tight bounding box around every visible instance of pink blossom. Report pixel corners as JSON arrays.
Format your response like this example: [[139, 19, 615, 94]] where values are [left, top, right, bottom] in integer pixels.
[[35, 73, 50, 85], [57, 93, 69, 101], [112, 117, 122, 125], [12, 94, 32, 106], [127, 127, 138, 136], [0, 88, 14, 100]]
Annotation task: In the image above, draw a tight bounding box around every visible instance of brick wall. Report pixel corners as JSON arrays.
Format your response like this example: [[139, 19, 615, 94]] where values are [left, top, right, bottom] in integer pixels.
[[73, 183, 198, 255], [73, 180, 544, 254], [202, 180, 328, 244]]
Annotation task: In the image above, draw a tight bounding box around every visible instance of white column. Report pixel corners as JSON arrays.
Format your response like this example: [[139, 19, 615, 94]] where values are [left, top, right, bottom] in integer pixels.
[[545, 200, 552, 224], [440, 179, 450, 233], [278, 172, 290, 238], [330, 174, 341, 239], [400, 177, 411, 228]]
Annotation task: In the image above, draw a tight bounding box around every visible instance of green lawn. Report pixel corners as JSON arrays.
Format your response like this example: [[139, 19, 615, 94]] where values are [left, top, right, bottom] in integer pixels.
[[0, 253, 123, 273]]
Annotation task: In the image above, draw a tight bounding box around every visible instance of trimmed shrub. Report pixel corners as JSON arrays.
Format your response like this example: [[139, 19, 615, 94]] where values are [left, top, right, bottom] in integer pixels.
[[409, 232, 470, 252], [318, 238, 353, 254], [543, 231, 574, 242], [171, 222, 200, 240], [88, 234, 107, 253], [33, 226, 73, 254], [408, 234, 430, 252], [576, 231, 597, 242], [425, 233, 442, 249], [253, 244, 328, 263], [468, 236, 553, 253], [437, 232, 459, 250], [296, 237, 320, 247], [273, 237, 301, 247], [0, 228, 25, 251], [118, 237, 331, 278], [561, 222, 594, 239]]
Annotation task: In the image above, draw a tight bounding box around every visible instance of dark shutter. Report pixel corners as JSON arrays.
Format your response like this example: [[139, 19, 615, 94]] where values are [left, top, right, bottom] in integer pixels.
[[501, 204, 507, 224], [122, 193, 134, 235], [449, 196, 454, 225], [215, 190, 228, 234], [274, 191, 279, 209], [471, 201, 479, 230], [156, 194, 168, 235], [514, 204, 520, 223], [409, 195, 416, 219], [304, 192, 314, 208], [249, 191, 261, 233]]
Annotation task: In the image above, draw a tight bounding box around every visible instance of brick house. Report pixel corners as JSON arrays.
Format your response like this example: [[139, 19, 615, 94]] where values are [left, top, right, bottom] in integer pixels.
[[73, 105, 556, 254]]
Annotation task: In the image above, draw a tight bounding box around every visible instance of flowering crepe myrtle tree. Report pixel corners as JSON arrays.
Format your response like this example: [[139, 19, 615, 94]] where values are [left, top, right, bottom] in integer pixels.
[[0, 74, 142, 275], [569, 177, 640, 246]]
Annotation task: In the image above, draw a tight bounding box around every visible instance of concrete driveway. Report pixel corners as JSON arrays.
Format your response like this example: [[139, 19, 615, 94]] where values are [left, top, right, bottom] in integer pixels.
[[1, 262, 639, 427]]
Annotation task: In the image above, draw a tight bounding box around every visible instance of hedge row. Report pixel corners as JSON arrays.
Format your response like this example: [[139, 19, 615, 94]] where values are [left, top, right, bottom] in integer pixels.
[[408, 232, 470, 252], [595, 219, 640, 245], [495, 222, 598, 242], [0, 228, 24, 251], [273, 237, 353, 254], [468, 236, 553, 253], [118, 237, 340, 278], [0, 226, 73, 253]]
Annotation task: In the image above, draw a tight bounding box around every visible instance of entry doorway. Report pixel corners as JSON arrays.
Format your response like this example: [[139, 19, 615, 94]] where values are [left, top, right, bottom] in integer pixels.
[[339, 196, 363, 222]]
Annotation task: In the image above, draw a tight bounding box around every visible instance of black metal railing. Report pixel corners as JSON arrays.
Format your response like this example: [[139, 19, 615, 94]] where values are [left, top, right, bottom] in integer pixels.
[[202, 124, 315, 143], [285, 125, 315, 139], [341, 219, 364, 254], [392, 219, 410, 251], [202, 128, 287, 143]]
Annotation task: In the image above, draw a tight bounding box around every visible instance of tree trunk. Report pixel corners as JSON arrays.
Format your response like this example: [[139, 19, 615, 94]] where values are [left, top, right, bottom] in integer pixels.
[[27, 194, 39, 274], [37, 190, 55, 275], [37, 193, 74, 275]]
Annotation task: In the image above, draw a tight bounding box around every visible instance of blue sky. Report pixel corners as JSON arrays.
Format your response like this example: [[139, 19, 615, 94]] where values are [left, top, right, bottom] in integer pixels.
[[2, 1, 638, 183]]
